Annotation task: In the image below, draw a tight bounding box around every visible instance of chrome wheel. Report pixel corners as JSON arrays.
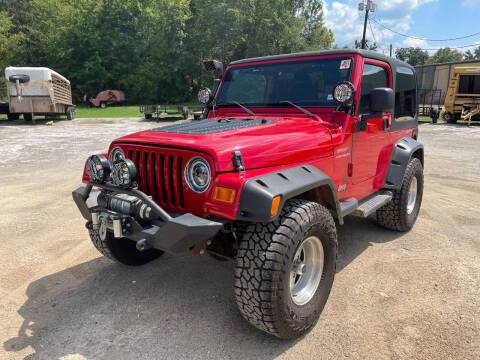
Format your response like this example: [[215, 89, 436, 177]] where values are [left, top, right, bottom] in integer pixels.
[[290, 236, 324, 306], [407, 177, 418, 214]]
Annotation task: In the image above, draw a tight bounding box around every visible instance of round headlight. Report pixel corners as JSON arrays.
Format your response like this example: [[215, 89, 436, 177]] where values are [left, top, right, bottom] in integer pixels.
[[333, 81, 356, 104], [108, 147, 125, 164], [185, 157, 211, 193], [87, 154, 111, 182], [111, 158, 137, 188], [198, 88, 213, 105]]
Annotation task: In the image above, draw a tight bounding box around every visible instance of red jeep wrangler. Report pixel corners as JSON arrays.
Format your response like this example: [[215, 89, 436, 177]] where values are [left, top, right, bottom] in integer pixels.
[[73, 49, 423, 339]]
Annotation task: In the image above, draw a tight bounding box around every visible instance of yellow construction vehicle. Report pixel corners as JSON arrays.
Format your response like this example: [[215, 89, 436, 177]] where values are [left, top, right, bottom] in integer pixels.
[[443, 66, 480, 125]]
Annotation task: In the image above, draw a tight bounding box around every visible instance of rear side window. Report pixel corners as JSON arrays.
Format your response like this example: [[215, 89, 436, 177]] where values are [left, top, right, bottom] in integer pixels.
[[358, 64, 388, 115], [395, 67, 416, 121], [458, 75, 480, 94]]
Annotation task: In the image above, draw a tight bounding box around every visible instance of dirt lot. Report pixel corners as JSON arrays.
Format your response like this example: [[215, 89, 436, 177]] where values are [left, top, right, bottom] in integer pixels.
[[0, 118, 479, 359]]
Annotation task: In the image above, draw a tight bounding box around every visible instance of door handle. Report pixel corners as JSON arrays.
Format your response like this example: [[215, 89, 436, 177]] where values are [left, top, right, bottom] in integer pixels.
[[383, 117, 390, 131]]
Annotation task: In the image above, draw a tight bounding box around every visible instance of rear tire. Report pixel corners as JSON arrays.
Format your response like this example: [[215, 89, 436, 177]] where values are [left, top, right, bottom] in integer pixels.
[[234, 199, 337, 339], [376, 157, 423, 231], [88, 227, 163, 266]]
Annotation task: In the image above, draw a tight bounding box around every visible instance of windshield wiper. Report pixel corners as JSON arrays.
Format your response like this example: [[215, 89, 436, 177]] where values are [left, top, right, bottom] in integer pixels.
[[216, 101, 256, 116], [267, 101, 314, 118]]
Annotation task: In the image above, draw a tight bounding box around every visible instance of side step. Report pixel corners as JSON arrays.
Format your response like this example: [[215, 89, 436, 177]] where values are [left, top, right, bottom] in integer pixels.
[[350, 192, 393, 218]]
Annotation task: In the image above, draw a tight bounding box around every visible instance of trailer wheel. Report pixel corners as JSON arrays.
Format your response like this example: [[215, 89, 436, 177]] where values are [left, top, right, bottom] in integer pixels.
[[23, 113, 33, 122], [443, 112, 457, 123], [145, 114, 152, 120], [100, 102, 107, 109], [7, 113, 20, 121], [66, 107, 75, 120]]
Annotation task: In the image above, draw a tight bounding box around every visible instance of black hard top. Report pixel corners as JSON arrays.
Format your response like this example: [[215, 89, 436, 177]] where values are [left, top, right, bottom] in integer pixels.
[[230, 48, 413, 71]]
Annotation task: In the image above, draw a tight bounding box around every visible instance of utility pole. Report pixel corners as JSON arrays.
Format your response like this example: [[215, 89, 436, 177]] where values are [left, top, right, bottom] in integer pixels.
[[358, 1, 376, 49], [390, 44, 393, 57]]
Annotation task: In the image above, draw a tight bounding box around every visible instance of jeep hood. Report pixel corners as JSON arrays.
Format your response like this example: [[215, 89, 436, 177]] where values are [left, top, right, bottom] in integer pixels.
[[111, 117, 334, 172]]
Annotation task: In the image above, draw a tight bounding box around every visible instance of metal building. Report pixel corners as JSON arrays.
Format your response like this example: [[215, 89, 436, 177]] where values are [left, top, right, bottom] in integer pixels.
[[416, 59, 480, 105]]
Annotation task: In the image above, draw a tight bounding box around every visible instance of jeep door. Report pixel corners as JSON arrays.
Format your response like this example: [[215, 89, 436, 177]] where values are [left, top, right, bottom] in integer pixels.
[[352, 60, 392, 185]]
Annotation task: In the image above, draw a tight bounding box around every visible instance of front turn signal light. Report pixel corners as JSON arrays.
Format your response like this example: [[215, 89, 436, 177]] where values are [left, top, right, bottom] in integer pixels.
[[270, 196, 281, 216], [213, 186, 236, 204]]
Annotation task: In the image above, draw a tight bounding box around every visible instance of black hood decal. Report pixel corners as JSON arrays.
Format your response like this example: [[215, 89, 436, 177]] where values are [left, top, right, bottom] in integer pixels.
[[152, 118, 274, 135]]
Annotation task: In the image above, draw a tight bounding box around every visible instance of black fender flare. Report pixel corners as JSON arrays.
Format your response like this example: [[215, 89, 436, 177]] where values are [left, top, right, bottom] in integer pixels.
[[383, 137, 424, 190], [236, 165, 342, 224]]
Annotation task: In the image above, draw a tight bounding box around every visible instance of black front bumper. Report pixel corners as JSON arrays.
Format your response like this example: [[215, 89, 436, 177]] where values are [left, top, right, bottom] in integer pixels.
[[72, 182, 224, 254]]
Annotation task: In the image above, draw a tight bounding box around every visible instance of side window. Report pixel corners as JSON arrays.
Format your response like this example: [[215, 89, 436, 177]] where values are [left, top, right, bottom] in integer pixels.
[[395, 67, 417, 121], [358, 64, 388, 115]]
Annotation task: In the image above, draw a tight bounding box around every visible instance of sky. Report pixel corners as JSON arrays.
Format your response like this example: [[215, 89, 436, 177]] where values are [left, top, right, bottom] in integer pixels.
[[322, 0, 480, 55]]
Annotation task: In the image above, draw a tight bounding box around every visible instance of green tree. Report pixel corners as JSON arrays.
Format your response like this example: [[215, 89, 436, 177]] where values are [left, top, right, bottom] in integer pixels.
[[354, 39, 377, 51], [463, 46, 480, 60], [395, 47, 429, 66], [426, 47, 463, 64], [0, 11, 25, 72]]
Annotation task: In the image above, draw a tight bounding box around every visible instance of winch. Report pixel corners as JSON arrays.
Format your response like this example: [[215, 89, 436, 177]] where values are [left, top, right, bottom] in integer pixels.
[[91, 192, 157, 240], [97, 192, 156, 221]]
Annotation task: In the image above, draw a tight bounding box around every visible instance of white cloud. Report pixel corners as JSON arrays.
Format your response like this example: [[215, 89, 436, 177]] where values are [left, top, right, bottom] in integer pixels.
[[323, 0, 437, 52], [462, 0, 480, 8], [403, 37, 428, 48]]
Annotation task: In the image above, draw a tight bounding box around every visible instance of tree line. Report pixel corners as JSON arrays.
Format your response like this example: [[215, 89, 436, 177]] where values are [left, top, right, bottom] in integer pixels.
[[0, 0, 334, 104], [395, 46, 480, 67]]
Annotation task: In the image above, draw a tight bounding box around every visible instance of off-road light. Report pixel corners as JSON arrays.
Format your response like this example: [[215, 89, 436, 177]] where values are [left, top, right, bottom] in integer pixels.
[[333, 81, 356, 105], [213, 186, 236, 204], [185, 157, 211, 193], [111, 158, 137, 188], [108, 147, 125, 164], [198, 88, 213, 105], [87, 154, 111, 182]]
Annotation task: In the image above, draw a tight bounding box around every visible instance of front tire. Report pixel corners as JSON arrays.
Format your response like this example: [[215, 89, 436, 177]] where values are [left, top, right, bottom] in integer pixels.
[[234, 199, 337, 339], [88, 227, 163, 266], [376, 157, 423, 231]]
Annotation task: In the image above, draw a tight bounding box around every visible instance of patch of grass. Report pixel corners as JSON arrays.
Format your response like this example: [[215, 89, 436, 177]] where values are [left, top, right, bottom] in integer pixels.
[[75, 105, 201, 119], [75, 106, 142, 118]]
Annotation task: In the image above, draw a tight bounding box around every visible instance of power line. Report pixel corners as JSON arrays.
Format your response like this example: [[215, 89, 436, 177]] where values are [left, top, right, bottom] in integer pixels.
[[370, 17, 480, 42], [368, 16, 378, 45]]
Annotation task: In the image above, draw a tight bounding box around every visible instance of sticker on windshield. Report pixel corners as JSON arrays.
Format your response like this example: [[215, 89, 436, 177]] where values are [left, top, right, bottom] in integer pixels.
[[340, 59, 351, 70], [327, 94, 333, 101]]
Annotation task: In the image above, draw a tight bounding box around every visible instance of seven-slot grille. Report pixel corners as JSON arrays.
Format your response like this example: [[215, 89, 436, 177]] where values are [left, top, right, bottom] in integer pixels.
[[125, 147, 185, 211]]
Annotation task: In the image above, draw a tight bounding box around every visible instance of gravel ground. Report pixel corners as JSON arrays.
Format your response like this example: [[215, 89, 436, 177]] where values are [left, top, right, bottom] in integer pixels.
[[0, 118, 479, 359]]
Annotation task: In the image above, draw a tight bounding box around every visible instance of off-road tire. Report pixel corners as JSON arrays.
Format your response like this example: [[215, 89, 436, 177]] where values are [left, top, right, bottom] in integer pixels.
[[376, 157, 423, 231], [88, 227, 163, 266], [234, 199, 337, 339]]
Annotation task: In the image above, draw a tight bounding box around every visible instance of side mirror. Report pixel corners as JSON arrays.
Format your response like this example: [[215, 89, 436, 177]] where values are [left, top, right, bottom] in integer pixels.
[[198, 88, 213, 105], [368, 88, 394, 113], [203, 60, 224, 80]]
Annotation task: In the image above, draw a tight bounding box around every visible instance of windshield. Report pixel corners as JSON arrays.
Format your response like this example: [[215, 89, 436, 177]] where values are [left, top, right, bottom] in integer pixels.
[[216, 57, 353, 107]]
